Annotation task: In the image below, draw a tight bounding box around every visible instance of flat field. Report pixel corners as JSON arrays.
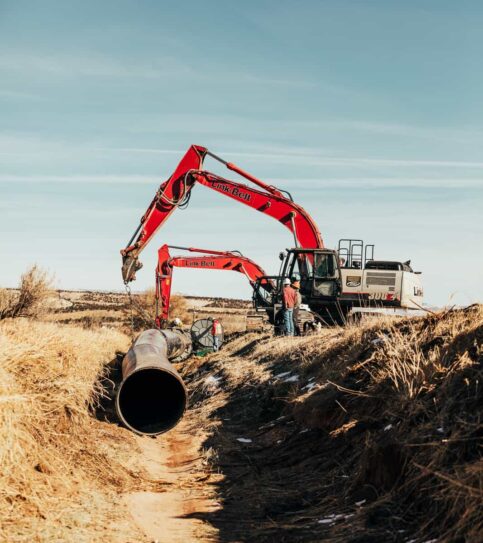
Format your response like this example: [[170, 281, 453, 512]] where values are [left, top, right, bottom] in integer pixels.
[[41, 289, 256, 334]]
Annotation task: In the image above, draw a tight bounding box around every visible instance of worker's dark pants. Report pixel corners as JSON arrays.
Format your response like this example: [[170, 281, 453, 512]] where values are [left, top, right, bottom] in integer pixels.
[[293, 308, 301, 336]]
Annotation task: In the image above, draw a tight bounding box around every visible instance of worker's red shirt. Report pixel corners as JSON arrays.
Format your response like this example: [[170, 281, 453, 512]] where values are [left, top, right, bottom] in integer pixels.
[[282, 286, 297, 309], [212, 321, 222, 335]]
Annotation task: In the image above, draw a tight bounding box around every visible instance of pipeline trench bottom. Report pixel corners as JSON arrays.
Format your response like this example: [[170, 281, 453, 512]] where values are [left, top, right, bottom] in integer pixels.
[[113, 328, 221, 542], [123, 417, 221, 543]]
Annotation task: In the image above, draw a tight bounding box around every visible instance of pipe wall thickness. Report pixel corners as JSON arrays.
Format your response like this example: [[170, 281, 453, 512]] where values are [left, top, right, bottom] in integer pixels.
[[116, 329, 189, 435]]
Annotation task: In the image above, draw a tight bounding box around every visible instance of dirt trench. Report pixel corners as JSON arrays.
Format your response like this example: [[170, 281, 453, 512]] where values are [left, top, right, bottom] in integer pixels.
[[96, 352, 222, 543], [123, 422, 220, 543], [112, 332, 361, 543], [108, 309, 482, 543], [107, 333, 292, 543], [112, 333, 397, 543]]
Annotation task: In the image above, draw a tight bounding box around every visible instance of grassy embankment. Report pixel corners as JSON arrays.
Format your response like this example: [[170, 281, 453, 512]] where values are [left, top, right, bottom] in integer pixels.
[[0, 268, 142, 541], [183, 305, 482, 542]]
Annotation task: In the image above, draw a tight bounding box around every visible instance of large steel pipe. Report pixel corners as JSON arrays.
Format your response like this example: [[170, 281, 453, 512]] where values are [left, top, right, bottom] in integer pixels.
[[116, 329, 190, 435]]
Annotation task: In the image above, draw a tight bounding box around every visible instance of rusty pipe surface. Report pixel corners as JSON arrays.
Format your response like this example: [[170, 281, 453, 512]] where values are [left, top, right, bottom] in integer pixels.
[[116, 329, 190, 435]]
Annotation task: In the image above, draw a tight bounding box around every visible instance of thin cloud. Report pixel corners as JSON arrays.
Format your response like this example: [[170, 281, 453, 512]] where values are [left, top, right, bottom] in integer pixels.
[[121, 114, 483, 148], [1, 174, 481, 189], [0, 51, 192, 79], [319, 120, 483, 144], [0, 89, 41, 100], [0, 51, 317, 88], [237, 73, 317, 88], [265, 177, 483, 189], [211, 150, 483, 170], [105, 145, 483, 170], [0, 174, 157, 184]]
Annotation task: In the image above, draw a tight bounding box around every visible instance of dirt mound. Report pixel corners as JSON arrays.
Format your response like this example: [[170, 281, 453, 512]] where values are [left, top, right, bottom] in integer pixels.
[[182, 306, 482, 542]]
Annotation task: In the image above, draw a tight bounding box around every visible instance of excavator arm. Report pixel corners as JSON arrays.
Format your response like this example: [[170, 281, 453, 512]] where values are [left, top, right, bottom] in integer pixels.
[[155, 244, 272, 327], [122, 145, 323, 283]]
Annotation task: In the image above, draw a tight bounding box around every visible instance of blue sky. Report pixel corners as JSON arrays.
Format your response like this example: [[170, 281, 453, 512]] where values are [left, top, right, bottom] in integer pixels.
[[0, 0, 482, 306]]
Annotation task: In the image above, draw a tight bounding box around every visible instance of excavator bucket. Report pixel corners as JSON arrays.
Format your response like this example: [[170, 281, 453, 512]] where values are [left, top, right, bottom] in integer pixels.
[[122, 255, 143, 283]]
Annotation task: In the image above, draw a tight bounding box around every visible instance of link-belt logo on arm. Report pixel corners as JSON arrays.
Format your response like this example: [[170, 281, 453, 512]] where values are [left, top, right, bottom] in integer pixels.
[[212, 182, 252, 202], [183, 260, 216, 267]]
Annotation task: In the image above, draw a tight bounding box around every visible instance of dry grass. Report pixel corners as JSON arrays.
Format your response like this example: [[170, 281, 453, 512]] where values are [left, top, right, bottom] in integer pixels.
[[129, 288, 190, 329], [31, 288, 250, 334], [169, 293, 190, 323], [0, 319, 143, 542], [0, 265, 54, 320], [2, 274, 479, 542], [187, 308, 249, 334], [131, 288, 248, 333], [184, 306, 482, 542]]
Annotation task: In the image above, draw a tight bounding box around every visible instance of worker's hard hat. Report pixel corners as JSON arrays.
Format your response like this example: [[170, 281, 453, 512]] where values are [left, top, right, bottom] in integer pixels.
[[283, 278, 291, 285]]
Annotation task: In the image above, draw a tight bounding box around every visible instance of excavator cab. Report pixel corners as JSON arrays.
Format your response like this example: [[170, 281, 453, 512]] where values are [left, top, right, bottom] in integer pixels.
[[281, 249, 341, 301], [253, 249, 343, 324], [251, 275, 278, 309]]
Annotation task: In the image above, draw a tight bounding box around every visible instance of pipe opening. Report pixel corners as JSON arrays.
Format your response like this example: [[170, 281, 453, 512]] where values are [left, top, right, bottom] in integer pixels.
[[116, 368, 186, 435]]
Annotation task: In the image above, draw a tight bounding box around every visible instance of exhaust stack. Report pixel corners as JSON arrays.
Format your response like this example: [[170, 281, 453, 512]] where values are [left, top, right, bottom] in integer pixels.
[[116, 329, 190, 435]]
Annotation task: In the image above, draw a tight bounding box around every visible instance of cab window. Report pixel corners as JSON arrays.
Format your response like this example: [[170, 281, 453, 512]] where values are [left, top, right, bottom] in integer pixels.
[[312, 253, 339, 298], [314, 253, 337, 278], [294, 254, 312, 296]]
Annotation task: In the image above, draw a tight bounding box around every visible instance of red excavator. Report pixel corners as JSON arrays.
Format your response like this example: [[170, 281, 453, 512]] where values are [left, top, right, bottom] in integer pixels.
[[154, 244, 273, 327], [122, 145, 423, 324], [121, 145, 322, 282]]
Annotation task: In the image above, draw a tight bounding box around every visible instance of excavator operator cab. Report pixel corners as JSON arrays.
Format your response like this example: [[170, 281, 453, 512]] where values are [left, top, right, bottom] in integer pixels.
[[293, 249, 340, 300], [252, 249, 342, 313], [279, 249, 341, 301], [252, 275, 278, 309], [252, 249, 342, 324]]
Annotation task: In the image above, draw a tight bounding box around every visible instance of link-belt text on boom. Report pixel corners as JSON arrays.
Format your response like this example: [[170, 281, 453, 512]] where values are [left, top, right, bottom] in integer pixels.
[[211, 182, 252, 202], [182, 261, 216, 267]]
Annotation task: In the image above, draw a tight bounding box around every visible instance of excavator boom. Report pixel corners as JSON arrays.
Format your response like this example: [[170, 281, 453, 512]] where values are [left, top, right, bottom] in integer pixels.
[[155, 244, 272, 326], [122, 145, 323, 282]]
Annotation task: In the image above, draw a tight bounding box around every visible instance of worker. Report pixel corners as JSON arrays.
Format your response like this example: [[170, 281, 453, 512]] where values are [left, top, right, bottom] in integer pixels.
[[212, 318, 222, 351], [291, 278, 302, 336], [282, 278, 296, 336]]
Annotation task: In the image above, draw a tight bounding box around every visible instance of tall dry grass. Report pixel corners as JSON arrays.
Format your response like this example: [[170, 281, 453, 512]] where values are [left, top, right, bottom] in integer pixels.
[[0, 265, 53, 320], [188, 306, 482, 542], [0, 319, 140, 542], [131, 288, 190, 328]]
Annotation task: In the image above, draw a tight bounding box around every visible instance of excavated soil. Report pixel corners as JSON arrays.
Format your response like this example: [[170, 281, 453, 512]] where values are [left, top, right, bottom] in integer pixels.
[[110, 306, 482, 542]]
